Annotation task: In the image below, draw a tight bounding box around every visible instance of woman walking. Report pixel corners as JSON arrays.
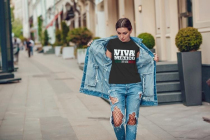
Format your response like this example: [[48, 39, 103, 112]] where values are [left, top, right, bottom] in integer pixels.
[[80, 18, 158, 140]]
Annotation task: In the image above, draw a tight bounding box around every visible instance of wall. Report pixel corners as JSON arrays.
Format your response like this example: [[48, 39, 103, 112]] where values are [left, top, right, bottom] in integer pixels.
[[134, 0, 156, 38], [95, 1, 106, 38], [193, 0, 210, 64], [22, 0, 30, 38]]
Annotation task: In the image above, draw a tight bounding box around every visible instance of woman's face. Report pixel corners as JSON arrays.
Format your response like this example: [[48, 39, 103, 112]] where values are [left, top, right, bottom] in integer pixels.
[[116, 27, 132, 42]]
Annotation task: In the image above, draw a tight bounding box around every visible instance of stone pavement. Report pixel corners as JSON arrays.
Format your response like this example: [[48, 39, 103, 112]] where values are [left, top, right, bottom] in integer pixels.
[[0, 50, 210, 140]]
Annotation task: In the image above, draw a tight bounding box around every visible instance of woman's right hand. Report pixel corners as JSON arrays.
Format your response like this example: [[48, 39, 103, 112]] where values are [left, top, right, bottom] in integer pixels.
[[87, 40, 93, 46]]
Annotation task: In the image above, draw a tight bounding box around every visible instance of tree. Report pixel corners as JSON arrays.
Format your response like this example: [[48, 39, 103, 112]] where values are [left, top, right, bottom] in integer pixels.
[[38, 16, 43, 43], [12, 19, 23, 38], [10, 7, 14, 22]]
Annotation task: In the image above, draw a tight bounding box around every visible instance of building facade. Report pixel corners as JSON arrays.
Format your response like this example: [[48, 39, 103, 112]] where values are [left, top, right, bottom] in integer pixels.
[[21, 0, 210, 64], [12, 0, 23, 20], [94, 0, 210, 64]]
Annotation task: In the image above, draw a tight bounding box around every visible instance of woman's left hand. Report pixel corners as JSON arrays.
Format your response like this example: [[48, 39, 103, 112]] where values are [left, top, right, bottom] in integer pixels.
[[153, 53, 159, 62]]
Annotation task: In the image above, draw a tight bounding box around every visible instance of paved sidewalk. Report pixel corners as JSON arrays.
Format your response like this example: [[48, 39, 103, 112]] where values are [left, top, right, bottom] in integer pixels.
[[0, 50, 209, 140]]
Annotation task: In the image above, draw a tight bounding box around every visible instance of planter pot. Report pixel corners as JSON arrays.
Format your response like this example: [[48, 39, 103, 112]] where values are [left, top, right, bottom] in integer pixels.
[[55, 46, 61, 56], [77, 48, 87, 64], [177, 51, 202, 106], [62, 47, 75, 59], [43, 46, 52, 53], [150, 49, 155, 53], [202, 64, 210, 103]]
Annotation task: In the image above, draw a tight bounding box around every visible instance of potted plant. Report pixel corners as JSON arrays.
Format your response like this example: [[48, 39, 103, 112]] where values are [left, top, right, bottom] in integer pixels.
[[61, 21, 74, 59], [93, 37, 101, 40], [42, 29, 52, 53], [67, 27, 92, 63], [175, 27, 203, 106], [137, 33, 155, 53], [54, 29, 63, 56]]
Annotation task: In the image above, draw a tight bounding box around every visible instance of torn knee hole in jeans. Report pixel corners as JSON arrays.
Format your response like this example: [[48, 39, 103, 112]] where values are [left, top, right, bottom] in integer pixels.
[[112, 106, 123, 127], [110, 96, 118, 104], [127, 112, 136, 125]]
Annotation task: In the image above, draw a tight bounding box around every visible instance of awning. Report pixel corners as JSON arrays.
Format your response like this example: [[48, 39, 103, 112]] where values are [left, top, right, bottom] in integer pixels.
[[46, 11, 62, 29]]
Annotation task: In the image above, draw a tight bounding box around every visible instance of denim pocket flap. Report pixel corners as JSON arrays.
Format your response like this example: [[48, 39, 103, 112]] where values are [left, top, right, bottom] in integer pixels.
[[85, 63, 98, 86], [141, 73, 154, 97]]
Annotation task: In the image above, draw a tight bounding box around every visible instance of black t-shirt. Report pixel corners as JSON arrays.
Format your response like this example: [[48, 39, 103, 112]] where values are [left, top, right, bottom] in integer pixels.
[[26, 41, 31, 48], [106, 38, 141, 84]]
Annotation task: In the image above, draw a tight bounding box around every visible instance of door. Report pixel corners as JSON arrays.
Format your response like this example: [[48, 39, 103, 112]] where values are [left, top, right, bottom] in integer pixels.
[[178, 0, 193, 29]]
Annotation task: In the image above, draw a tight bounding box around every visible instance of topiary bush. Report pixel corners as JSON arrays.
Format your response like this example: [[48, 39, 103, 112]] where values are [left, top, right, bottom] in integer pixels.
[[37, 16, 43, 43], [43, 29, 50, 46], [93, 37, 101, 40], [67, 27, 92, 48], [61, 21, 69, 46], [54, 29, 63, 46], [175, 27, 202, 52], [137, 33, 155, 49]]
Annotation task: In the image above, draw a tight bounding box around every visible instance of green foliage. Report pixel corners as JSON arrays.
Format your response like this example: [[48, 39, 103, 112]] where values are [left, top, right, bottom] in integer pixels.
[[12, 18, 23, 38], [137, 33, 155, 49], [61, 21, 69, 46], [54, 29, 63, 46], [93, 37, 101, 40], [67, 27, 92, 48], [43, 30, 50, 46], [38, 16, 43, 43], [19, 36, 26, 42], [175, 27, 202, 52], [10, 7, 14, 22]]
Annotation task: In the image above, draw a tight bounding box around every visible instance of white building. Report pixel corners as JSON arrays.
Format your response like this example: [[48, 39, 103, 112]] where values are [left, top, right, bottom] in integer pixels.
[[13, 0, 23, 20], [22, 0, 94, 44], [22, 0, 30, 38], [93, 0, 210, 64], [21, 0, 210, 65]]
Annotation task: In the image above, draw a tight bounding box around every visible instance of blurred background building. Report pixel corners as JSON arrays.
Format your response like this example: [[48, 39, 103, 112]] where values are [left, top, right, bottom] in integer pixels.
[[14, 0, 210, 64]]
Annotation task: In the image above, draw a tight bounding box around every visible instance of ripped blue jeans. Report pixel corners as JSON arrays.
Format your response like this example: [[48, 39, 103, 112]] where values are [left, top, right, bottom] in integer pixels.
[[108, 82, 143, 140]]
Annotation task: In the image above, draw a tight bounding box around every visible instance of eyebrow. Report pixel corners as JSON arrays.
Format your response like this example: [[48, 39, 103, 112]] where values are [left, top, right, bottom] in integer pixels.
[[117, 32, 128, 34]]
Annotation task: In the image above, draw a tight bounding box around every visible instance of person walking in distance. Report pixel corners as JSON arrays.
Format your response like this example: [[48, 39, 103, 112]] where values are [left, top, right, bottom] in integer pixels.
[[13, 38, 20, 64], [84, 18, 159, 140], [26, 38, 32, 57], [30, 38, 34, 56]]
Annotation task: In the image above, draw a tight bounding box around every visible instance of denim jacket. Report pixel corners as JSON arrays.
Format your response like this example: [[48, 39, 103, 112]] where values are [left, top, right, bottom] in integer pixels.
[[80, 36, 158, 106]]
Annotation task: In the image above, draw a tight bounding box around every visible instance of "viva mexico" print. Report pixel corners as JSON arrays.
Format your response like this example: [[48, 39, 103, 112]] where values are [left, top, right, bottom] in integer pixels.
[[114, 49, 136, 63]]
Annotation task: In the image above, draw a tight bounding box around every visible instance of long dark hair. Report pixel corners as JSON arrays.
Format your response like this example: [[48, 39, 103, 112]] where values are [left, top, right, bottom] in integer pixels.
[[115, 18, 132, 31]]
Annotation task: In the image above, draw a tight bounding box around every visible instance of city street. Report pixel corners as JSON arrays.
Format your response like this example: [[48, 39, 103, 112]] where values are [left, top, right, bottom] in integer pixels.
[[0, 50, 210, 140]]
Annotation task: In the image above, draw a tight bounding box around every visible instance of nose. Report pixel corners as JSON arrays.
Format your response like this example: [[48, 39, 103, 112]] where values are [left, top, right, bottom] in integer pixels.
[[120, 34, 124, 39]]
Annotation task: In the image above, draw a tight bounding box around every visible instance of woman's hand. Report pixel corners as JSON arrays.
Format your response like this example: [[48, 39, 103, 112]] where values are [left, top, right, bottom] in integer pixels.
[[87, 40, 93, 46], [153, 53, 159, 62]]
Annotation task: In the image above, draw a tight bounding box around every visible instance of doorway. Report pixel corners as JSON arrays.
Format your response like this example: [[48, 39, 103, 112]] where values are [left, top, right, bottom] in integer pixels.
[[178, 0, 193, 29]]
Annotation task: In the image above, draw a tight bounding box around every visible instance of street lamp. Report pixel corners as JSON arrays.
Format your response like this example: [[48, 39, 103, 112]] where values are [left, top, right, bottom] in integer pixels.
[[138, 5, 142, 13], [48, 7, 55, 18], [65, 3, 71, 11]]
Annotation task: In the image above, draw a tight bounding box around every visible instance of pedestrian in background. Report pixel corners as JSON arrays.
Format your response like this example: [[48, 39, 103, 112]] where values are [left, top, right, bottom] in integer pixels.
[[84, 18, 159, 140], [30, 38, 34, 56], [13, 38, 20, 64], [26, 38, 32, 57]]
